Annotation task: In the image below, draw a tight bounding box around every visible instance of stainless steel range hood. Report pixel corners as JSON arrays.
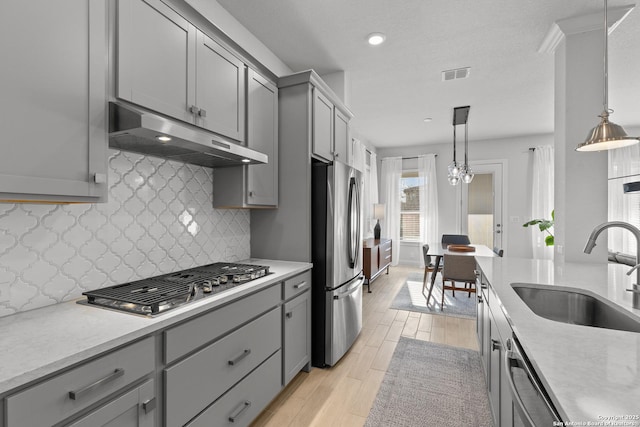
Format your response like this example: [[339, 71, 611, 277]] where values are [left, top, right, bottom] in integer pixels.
[[108, 102, 267, 168]]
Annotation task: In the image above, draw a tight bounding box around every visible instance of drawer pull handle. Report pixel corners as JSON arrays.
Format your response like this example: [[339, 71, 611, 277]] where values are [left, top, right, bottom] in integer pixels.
[[68, 368, 124, 400], [228, 349, 251, 366], [385, 247, 391, 252], [142, 398, 156, 414], [294, 281, 308, 290], [228, 400, 251, 423], [286, 311, 293, 318]]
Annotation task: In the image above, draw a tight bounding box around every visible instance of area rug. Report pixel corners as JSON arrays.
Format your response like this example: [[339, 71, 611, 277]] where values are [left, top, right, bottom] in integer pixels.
[[390, 272, 477, 318], [365, 337, 493, 427]]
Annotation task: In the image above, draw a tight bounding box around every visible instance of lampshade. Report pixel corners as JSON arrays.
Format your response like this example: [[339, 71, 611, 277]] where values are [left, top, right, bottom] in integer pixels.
[[576, 111, 639, 151], [374, 203, 385, 219], [575, 0, 638, 151]]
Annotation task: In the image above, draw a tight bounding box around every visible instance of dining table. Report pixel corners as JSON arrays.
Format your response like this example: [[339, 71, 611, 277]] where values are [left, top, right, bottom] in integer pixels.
[[424, 242, 497, 306]]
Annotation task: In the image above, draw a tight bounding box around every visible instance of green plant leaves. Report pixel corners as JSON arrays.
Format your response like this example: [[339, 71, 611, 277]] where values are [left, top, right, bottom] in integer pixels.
[[523, 210, 555, 246], [545, 235, 554, 246]]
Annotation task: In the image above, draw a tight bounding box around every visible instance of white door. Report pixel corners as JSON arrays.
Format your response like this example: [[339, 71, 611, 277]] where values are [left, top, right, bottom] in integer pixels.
[[459, 161, 504, 251]]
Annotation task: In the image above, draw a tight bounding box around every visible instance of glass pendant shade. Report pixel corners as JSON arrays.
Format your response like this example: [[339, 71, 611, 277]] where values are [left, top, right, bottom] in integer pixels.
[[461, 166, 474, 183], [576, 111, 639, 151], [447, 174, 460, 185], [447, 161, 460, 177]]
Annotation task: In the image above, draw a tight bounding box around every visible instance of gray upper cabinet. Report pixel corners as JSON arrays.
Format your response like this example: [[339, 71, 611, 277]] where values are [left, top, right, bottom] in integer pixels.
[[117, 0, 196, 124], [0, 0, 108, 203], [212, 69, 278, 208], [196, 32, 246, 143], [334, 109, 350, 164], [117, 0, 246, 144], [312, 89, 334, 162]]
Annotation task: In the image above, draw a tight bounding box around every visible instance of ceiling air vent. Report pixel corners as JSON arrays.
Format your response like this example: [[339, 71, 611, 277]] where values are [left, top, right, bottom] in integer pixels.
[[442, 67, 470, 81]]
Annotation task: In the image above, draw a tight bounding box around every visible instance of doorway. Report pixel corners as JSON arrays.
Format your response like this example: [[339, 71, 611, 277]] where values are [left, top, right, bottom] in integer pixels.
[[459, 161, 505, 251]]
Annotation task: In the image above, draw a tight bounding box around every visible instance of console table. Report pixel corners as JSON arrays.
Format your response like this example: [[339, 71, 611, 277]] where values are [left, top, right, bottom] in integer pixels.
[[363, 238, 392, 292]]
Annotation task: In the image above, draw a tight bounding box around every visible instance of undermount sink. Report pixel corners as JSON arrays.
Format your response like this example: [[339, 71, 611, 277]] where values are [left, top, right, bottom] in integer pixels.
[[511, 284, 640, 333]]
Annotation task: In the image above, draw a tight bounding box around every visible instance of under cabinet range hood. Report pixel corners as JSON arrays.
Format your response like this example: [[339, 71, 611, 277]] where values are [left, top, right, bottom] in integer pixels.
[[108, 102, 268, 168]]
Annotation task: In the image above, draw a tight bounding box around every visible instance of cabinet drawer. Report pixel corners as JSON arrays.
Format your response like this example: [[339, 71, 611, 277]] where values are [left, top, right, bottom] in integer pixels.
[[186, 350, 282, 427], [164, 284, 280, 364], [6, 337, 154, 427], [380, 240, 392, 266], [283, 270, 311, 301], [165, 307, 281, 427]]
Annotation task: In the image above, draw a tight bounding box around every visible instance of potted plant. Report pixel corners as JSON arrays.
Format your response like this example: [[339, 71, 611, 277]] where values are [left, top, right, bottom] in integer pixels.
[[523, 210, 554, 246]]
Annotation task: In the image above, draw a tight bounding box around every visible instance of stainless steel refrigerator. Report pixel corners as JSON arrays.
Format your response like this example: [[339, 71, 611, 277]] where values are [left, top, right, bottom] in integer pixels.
[[311, 160, 364, 367]]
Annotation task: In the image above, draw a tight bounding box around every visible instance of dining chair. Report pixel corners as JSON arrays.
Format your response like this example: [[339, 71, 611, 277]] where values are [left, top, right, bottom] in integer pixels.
[[493, 246, 504, 257], [441, 254, 477, 310], [422, 244, 442, 300], [441, 234, 471, 245]]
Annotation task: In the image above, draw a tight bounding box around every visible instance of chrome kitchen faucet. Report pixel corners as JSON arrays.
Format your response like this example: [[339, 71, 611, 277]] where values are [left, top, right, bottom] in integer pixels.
[[584, 221, 640, 309]]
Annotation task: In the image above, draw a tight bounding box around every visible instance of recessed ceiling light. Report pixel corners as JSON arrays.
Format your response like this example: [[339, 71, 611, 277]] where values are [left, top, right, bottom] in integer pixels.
[[156, 135, 172, 142], [423, 118, 433, 122], [367, 33, 386, 46]]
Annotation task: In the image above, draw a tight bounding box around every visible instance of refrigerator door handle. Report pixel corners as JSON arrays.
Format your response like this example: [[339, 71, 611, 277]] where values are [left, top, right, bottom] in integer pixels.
[[347, 176, 360, 268]]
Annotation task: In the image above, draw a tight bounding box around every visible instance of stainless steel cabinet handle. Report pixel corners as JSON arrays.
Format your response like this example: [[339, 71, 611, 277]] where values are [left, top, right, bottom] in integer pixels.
[[285, 311, 293, 318], [68, 368, 124, 400], [294, 281, 308, 289], [478, 294, 484, 304], [142, 398, 156, 414], [228, 349, 251, 366], [496, 230, 501, 234], [198, 108, 207, 117], [228, 401, 251, 423], [491, 339, 501, 351]]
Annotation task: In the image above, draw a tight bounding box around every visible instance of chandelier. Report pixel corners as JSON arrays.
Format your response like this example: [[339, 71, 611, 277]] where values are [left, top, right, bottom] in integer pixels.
[[447, 106, 474, 185]]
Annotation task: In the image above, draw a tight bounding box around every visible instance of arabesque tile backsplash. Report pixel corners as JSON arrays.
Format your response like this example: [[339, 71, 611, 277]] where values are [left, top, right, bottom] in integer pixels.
[[0, 150, 250, 318]]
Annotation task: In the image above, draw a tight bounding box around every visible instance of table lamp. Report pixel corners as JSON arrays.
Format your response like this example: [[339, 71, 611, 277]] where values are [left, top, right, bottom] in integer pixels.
[[374, 204, 385, 240]]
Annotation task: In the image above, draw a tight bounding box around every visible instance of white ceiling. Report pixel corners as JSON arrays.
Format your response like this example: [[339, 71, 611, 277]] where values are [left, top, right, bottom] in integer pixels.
[[217, 0, 640, 149]]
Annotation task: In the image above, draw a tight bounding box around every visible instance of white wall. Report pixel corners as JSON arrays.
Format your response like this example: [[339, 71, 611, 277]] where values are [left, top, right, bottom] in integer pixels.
[[377, 134, 553, 265]]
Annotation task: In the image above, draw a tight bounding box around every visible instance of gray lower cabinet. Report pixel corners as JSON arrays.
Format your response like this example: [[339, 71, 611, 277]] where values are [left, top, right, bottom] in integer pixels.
[[0, 0, 108, 202], [283, 289, 311, 385], [66, 379, 155, 427], [5, 337, 154, 427], [213, 69, 278, 208], [185, 351, 282, 427], [117, 0, 246, 144], [476, 268, 515, 427]]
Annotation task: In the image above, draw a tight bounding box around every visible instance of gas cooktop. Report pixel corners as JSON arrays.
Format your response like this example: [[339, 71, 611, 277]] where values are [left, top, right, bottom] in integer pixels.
[[80, 262, 270, 316]]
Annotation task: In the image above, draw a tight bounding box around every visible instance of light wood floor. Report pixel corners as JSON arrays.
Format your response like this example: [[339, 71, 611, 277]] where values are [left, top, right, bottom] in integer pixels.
[[250, 265, 479, 427]]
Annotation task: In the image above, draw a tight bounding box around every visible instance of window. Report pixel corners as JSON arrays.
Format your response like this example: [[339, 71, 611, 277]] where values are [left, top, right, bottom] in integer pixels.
[[400, 171, 423, 241]]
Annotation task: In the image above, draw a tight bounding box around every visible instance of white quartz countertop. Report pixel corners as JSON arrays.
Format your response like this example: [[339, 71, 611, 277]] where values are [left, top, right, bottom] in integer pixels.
[[0, 259, 312, 395], [476, 257, 640, 424]]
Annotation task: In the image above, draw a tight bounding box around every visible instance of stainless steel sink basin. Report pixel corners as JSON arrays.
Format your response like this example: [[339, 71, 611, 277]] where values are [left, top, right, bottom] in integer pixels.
[[511, 284, 640, 333]]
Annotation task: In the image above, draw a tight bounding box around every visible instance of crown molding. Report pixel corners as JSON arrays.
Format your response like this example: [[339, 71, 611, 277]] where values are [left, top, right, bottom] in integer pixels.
[[538, 4, 635, 54]]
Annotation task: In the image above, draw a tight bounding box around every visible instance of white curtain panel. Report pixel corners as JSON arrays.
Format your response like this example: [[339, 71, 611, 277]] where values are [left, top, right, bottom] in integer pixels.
[[531, 145, 554, 260], [418, 154, 439, 267], [608, 144, 640, 255], [368, 152, 380, 237], [380, 156, 402, 266]]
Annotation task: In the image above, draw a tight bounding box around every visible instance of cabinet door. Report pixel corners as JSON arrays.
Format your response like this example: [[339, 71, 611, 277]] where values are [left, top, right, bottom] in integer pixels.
[[333, 109, 349, 164], [488, 312, 501, 425], [246, 70, 278, 206], [196, 31, 246, 143], [0, 0, 108, 202], [283, 290, 311, 385], [117, 0, 196, 123], [67, 380, 155, 427], [312, 89, 334, 162]]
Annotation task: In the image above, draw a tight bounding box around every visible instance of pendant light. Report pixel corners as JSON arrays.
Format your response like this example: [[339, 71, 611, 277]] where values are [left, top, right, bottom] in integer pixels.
[[447, 123, 461, 185], [576, 0, 639, 151], [448, 106, 472, 185]]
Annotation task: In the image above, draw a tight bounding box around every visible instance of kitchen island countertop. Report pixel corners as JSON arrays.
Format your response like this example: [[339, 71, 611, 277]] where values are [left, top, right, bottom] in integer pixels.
[[0, 259, 312, 395], [476, 257, 640, 424]]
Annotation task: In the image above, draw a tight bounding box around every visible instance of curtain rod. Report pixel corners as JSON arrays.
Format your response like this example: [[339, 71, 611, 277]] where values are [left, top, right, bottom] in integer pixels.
[[402, 155, 438, 159], [529, 147, 536, 151]]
